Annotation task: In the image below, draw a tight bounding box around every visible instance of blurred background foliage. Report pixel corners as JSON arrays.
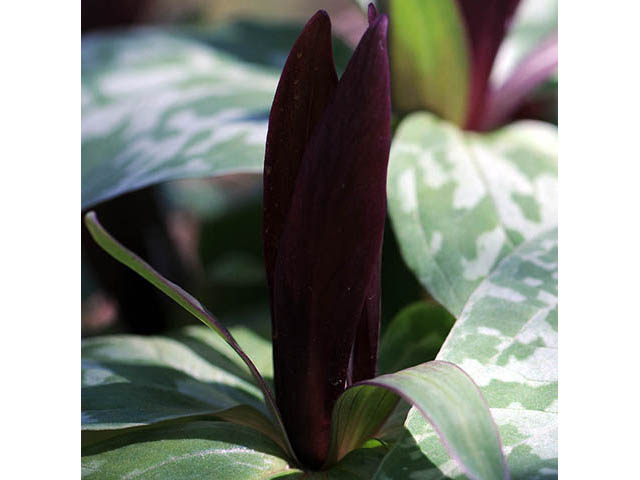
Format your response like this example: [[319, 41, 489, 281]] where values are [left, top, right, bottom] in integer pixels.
[[81, 0, 430, 341], [81, 0, 555, 371]]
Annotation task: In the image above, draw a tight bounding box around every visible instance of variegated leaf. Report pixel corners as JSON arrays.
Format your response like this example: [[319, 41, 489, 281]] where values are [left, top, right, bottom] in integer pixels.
[[388, 112, 557, 317], [82, 29, 278, 209], [82, 326, 272, 432], [374, 230, 557, 479], [384, 112, 557, 478], [82, 421, 389, 479], [81, 422, 291, 479], [328, 361, 508, 480]]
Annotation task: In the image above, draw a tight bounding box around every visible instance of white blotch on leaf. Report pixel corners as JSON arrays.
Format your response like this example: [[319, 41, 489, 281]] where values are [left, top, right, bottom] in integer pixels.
[[461, 227, 506, 281], [397, 169, 417, 213]]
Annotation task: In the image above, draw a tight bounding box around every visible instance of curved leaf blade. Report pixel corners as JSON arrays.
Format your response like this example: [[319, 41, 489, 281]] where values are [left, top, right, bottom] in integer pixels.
[[386, 112, 557, 477], [325, 385, 398, 466], [326, 362, 508, 480], [81, 422, 291, 480], [82, 328, 288, 451], [387, 112, 557, 317], [83, 212, 296, 463], [376, 231, 557, 479], [83, 421, 389, 479], [81, 29, 278, 209]]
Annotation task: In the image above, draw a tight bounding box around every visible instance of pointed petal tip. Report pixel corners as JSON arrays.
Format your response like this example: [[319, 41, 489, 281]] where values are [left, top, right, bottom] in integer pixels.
[[300, 10, 332, 36], [367, 3, 378, 24], [310, 9, 331, 25], [369, 11, 388, 38]]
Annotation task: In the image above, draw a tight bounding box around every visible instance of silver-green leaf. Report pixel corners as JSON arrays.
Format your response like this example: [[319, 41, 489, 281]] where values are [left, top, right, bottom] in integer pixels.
[[82, 29, 278, 209], [388, 112, 557, 317], [82, 331, 268, 430], [376, 232, 557, 478], [81, 422, 291, 480], [384, 112, 557, 478]]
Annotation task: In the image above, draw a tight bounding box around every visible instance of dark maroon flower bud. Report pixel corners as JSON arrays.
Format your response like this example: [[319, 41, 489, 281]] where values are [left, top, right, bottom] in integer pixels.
[[262, 6, 390, 469], [458, 0, 521, 129]]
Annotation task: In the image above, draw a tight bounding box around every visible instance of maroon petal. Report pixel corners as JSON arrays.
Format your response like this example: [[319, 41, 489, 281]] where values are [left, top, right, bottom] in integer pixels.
[[349, 255, 381, 385], [262, 10, 338, 312], [272, 14, 390, 468], [458, 0, 521, 130], [368, 2, 378, 24]]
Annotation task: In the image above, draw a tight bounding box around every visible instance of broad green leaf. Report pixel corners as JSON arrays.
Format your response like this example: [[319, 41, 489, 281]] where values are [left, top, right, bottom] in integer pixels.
[[384, 112, 557, 478], [327, 362, 508, 480], [378, 302, 455, 374], [82, 23, 354, 210], [170, 325, 274, 384], [82, 326, 287, 451], [84, 212, 296, 462], [81, 422, 291, 479], [81, 29, 277, 209], [389, 0, 470, 125], [82, 327, 268, 426], [387, 112, 557, 318], [375, 231, 557, 479], [83, 420, 390, 479]]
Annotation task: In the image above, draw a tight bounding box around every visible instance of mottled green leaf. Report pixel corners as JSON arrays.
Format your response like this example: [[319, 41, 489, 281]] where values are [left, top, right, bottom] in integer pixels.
[[82, 325, 289, 453], [384, 112, 557, 478], [81, 422, 291, 479], [378, 302, 455, 374], [375, 231, 557, 479], [82, 29, 277, 209], [82, 327, 268, 428], [389, 0, 470, 125], [388, 112, 557, 317], [82, 420, 390, 479], [327, 362, 507, 480]]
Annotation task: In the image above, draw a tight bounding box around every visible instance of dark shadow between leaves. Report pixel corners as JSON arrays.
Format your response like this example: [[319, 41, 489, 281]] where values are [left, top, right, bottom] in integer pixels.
[[377, 425, 451, 480]]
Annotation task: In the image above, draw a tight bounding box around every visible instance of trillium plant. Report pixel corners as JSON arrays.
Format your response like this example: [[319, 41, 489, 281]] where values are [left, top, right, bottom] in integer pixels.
[[82, 1, 558, 478]]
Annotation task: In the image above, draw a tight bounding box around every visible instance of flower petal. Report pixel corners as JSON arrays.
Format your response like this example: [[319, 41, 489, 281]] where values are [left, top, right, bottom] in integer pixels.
[[272, 14, 390, 468], [459, 0, 521, 129], [350, 255, 381, 385], [263, 10, 338, 310]]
